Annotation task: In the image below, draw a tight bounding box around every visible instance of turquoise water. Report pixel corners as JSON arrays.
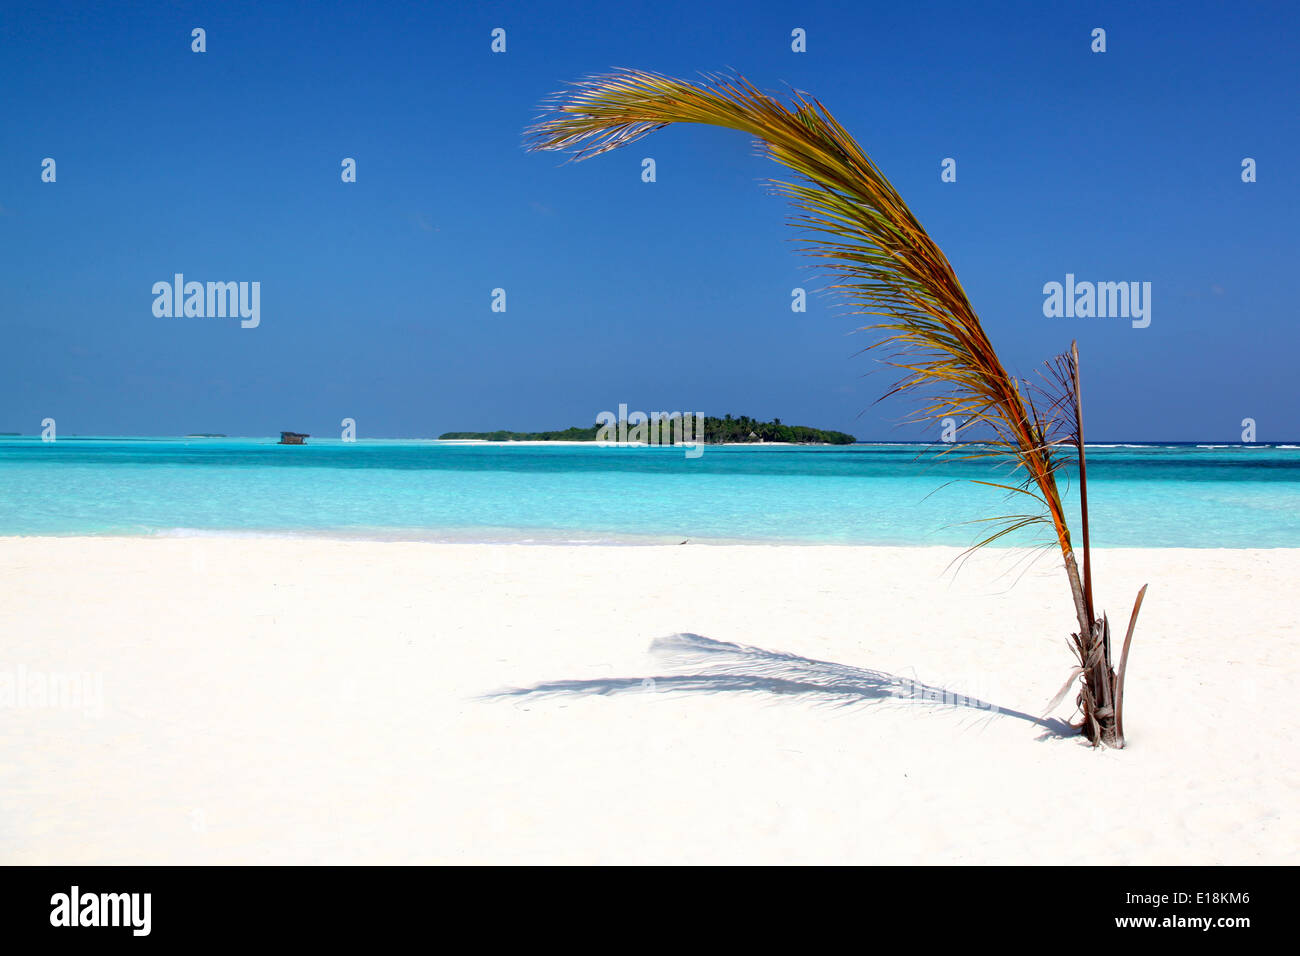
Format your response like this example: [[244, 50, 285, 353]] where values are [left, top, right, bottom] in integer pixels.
[[1, 438, 1298, 547]]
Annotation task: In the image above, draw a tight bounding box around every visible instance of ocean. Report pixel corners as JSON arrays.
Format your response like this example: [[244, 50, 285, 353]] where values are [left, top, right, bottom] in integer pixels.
[[1, 438, 1297, 547]]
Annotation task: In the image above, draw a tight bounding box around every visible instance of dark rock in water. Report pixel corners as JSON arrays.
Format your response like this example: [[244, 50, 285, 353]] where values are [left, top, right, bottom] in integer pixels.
[[279, 432, 310, 445]]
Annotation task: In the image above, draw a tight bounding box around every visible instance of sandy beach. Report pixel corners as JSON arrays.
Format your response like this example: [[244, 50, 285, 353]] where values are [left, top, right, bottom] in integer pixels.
[[1, 536, 1295, 865]]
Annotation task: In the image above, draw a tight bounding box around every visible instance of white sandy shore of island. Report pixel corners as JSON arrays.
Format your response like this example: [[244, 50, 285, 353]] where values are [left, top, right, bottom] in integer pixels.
[[1, 536, 1296, 865]]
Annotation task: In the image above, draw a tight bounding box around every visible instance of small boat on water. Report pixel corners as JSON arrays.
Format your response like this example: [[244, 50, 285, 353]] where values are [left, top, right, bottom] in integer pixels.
[[279, 432, 309, 445]]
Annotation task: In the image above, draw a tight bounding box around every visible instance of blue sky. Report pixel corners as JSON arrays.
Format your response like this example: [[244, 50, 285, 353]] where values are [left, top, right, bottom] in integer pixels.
[[1, 0, 1295, 440]]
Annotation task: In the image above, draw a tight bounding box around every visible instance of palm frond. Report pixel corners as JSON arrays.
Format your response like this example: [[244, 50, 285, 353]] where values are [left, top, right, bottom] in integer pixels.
[[530, 68, 1150, 748], [527, 69, 1077, 561]]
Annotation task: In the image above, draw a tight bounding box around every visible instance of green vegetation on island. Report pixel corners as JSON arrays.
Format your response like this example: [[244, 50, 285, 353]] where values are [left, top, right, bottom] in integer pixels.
[[440, 426, 604, 442], [440, 414, 855, 445]]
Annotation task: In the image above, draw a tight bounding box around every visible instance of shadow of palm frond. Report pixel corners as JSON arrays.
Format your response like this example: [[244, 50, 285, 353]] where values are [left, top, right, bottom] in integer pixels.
[[492, 633, 1072, 739]]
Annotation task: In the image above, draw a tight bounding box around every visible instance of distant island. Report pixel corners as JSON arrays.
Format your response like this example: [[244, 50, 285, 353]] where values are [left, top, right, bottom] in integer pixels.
[[441, 414, 856, 445], [184, 433, 227, 438]]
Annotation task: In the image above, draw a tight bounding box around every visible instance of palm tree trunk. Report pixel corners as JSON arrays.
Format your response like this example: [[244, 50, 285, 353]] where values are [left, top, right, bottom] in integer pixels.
[[1066, 344, 1119, 746]]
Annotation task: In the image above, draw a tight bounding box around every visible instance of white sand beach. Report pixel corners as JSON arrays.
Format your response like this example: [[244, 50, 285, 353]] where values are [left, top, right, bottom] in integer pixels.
[[1, 536, 1296, 865]]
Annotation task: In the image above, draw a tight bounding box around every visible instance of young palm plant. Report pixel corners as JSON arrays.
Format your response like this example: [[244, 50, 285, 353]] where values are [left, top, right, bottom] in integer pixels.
[[528, 70, 1148, 747]]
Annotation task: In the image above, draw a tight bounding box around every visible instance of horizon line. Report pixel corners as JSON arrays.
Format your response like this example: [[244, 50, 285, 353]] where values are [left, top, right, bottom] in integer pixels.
[[2, 434, 1296, 446]]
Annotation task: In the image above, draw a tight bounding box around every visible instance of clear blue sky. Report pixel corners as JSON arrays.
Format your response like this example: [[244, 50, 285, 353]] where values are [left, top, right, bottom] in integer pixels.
[[1, 0, 1295, 440]]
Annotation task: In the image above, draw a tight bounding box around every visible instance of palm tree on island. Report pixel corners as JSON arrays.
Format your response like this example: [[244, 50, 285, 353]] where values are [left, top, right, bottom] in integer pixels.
[[528, 70, 1148, 747]]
